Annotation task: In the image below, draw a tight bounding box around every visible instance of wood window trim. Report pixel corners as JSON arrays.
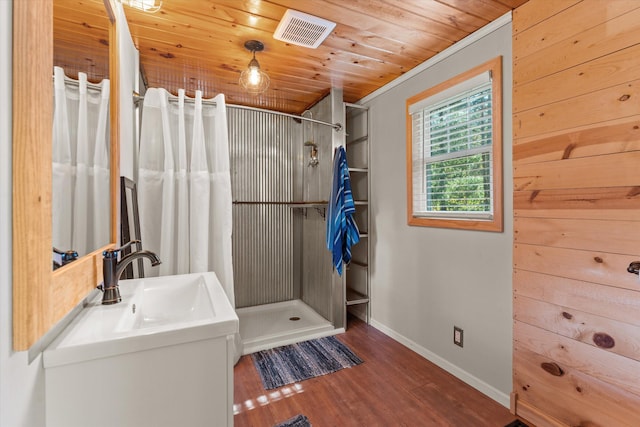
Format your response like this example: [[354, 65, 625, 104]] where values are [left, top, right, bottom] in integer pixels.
[[405, 56, 503, 232]]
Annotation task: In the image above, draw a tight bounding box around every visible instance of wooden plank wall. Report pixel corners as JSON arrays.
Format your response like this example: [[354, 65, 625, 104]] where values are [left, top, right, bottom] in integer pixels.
[[511, 1, 640, 426]]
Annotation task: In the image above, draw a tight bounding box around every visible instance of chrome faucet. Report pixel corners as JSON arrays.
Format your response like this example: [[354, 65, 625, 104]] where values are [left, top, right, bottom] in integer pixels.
[[99, 240, 161, 305]]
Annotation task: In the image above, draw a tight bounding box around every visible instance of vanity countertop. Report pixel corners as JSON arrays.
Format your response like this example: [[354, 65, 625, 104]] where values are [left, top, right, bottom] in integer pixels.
[[43, 272, 238, 368]]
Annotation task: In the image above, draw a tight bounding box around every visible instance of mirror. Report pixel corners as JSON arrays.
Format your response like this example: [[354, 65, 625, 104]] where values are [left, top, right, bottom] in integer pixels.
[[12, 0, 119, 350], [52, 0, 112, 266], [120, 177, 145, 279]]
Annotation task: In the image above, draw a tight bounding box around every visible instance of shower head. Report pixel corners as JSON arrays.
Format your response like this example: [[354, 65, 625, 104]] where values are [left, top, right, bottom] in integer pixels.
[[303, 141, 317, 147], [307, 144, 319, 167]]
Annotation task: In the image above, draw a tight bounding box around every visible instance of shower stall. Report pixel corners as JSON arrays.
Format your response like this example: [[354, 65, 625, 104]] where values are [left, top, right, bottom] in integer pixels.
[[230, 90, 345, 354]]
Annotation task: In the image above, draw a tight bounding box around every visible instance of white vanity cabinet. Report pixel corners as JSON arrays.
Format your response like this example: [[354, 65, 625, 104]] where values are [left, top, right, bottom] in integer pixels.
[[45, 335, 235, 427], [43, 272, 238, 427]]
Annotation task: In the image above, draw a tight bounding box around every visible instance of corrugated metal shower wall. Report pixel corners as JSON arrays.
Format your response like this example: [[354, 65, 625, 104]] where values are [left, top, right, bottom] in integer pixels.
[[299, 98, 334, 321], [228, 109, 301, 308]]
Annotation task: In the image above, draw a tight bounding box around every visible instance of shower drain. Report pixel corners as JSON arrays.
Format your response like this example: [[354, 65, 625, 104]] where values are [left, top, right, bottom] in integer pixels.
[[289, 316, 301, 321]]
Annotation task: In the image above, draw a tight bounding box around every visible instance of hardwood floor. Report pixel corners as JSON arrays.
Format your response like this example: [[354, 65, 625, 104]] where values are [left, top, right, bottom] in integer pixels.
[[234, 316, 517, 427]]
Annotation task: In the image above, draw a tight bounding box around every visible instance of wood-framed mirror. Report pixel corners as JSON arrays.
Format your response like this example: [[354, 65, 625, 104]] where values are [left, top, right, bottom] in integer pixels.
[[12, 0, 119, 351], [52, 0, 113, 263]]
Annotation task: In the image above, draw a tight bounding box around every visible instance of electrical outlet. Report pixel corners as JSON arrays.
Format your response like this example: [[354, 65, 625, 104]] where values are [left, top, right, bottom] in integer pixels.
[[454, 326, 464, 347]]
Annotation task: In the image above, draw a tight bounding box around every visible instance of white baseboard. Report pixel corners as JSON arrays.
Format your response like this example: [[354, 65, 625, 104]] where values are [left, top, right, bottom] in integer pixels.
[[369, 318, 510, 408]]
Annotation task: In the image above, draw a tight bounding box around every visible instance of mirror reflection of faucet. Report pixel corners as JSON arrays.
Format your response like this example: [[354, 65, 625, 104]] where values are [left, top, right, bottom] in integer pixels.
[[52, 247, 78, 270], [98, 240, 161, 305]]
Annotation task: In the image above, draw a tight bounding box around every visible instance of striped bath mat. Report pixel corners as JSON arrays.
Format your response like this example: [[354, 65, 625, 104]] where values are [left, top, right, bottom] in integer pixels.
[[274, 414, 311, 427], [251, 336, 363, 390]]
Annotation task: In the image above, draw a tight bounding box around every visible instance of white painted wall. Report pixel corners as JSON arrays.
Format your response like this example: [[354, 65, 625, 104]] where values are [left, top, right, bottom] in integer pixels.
[[362, 20, 513, 404], [0, 3, 138, 425], [0, 2, 48, 425]]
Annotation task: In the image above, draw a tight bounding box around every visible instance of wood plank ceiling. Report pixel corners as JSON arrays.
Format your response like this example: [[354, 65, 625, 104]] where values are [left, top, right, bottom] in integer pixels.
[[55, 0, 528, 114], [54, 0, 111, 83]]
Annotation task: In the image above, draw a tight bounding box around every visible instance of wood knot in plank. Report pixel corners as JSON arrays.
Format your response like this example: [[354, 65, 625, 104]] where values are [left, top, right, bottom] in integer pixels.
[[562, 143, 576, 159], [593, 256, 603, 263], [562, 311, 573, 320], [541, 362, 564, 377], [529, 190, 539, 202], [618, 94, 631, 102], [626, 186, 640, 198], [592, 332, 615, 349]]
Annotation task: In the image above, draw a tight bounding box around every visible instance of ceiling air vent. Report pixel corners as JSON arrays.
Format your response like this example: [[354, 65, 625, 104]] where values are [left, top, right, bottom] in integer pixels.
[[273, 9, 336, 49]]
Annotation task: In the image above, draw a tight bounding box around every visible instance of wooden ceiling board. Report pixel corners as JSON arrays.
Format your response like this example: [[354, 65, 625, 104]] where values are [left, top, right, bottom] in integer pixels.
[[327, 0, 479, 38], [54, 0, 110, 82], [134, 40, 389, 94], [55, 0, 528, 114], [126, 18, 407, 79], [437, 0, 512, 18], [270, 0, 455, 52], [495, 0, 531, 8], [124, 4, 430, 77]]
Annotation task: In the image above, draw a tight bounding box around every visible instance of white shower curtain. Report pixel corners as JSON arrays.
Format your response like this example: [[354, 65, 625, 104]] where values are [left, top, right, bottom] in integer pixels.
[[137, 88, 235, 308], [138, 88, 240, 362], [52, 66, 110, 257]]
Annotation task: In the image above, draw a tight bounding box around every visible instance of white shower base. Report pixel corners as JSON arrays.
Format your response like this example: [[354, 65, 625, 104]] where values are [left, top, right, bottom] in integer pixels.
[[237, 299, 341, 355]]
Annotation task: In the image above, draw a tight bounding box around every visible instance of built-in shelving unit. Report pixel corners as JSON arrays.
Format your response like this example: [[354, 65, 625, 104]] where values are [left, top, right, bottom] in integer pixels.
[[286, 202, 328, 208], [346, 287, 369, 306], [344, 102, 370, 324]]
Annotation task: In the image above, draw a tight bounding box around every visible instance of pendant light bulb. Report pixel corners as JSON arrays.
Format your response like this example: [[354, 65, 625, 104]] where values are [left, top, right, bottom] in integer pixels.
[[239, 41, 270, 95], [247, 58, 262, 86]]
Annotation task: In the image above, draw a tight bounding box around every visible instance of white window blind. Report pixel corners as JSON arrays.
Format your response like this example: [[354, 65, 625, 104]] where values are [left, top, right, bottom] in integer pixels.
[[409, 71, 493, 220]]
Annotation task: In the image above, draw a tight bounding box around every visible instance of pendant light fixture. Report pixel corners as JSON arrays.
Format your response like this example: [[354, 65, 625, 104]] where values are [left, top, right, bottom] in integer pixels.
[[239, 40, 270, 95]]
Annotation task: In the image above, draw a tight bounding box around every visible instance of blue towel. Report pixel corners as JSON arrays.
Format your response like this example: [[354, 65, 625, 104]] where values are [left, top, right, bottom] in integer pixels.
[[326, 146, 359, 275]]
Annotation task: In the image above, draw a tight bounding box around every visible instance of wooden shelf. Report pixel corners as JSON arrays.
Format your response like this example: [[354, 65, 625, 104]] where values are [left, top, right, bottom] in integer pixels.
[[344, 102, 368, 110], [346, 287, 369, 306], [287, 202, 327, 208], [349, 260, 368, 268], [233, 200, 328, 206], [346, 135, 368, 145]]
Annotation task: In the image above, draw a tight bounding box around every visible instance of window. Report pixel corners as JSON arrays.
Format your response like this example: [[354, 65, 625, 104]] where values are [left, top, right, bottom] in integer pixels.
[[406, 56, 502, 232]]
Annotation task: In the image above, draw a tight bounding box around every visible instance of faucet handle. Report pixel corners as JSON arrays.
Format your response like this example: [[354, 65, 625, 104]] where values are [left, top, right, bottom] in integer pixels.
[[103, 240, 141, 258], [53, 247, 78, 262]]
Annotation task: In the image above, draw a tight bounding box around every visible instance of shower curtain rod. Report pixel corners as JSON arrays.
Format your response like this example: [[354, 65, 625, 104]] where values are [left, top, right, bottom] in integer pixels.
[[132, 91, 342, 131], [52, 76, 106, 92]]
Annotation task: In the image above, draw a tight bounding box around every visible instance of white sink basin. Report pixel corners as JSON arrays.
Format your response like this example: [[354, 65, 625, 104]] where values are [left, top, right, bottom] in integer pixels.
[[116, 273, 215, 331], [44, 272, 238, 368]]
